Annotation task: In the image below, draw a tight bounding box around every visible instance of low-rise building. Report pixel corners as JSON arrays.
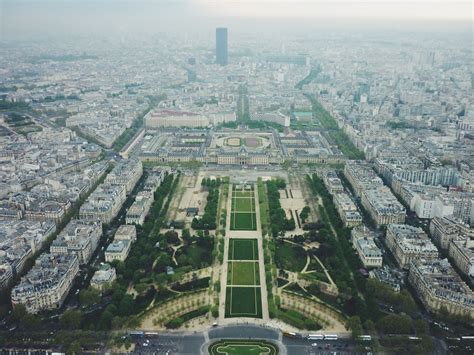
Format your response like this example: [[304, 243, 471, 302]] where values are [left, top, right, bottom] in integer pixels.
[[386, 224, 438, 269], [126, 190, 153, 225], [105, 240, 131, 262], [114, 224, 137, 243], [90, 263, 116, 291], [351, 226, 383, 268], [11, 254, 79, 313], [409, 258, 474, 318]]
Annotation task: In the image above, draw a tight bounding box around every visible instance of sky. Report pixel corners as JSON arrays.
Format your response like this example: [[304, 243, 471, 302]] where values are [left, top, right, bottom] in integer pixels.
[[0, 0, 472, 39]]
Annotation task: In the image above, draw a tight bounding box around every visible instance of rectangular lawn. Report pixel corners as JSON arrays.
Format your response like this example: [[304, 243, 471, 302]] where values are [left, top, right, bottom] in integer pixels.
[[225, 286, 262, 318], [230, 212, 256, 230], [232, 197, 254, 212], [227, 261, 260, 286], [228, 239, 258, 260]]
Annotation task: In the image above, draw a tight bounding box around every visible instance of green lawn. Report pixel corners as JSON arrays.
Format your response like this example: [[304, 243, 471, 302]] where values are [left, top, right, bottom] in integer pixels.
[[232, 197, 255, 212], [228, 239, 258, 260], [225, 287, 262, 318], [230, 212, 256, 230], [209, 340, 279, 355], [274, 242, 307, 272], [233, 191, 253, 198], [227, 261, 260, 286]]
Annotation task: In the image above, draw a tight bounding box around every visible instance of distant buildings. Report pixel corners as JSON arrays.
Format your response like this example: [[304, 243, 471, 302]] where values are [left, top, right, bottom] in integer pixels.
[[409, 258, 474, 318], [11, 254, 79, 314], [216, 27, 228, 66]]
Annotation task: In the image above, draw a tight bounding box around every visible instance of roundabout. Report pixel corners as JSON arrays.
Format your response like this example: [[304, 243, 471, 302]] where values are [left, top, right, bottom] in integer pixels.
[[208, 339, 279, 355]]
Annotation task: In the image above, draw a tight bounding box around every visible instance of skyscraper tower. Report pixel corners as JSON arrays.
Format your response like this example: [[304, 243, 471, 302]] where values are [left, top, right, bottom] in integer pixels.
[[216, 27, 228, 66]]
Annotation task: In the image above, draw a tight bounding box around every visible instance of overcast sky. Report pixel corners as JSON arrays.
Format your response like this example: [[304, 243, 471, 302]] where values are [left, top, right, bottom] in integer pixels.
[[0, 0, 472, 39]]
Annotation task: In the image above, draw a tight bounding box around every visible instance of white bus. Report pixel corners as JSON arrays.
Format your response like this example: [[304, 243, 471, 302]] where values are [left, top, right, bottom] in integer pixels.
[[324, 334, 338, 341], [308, 334, 324, 340], [358, 335, 372, 342]]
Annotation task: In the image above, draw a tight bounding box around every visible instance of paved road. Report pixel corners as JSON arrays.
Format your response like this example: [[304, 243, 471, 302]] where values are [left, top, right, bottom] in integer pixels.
[[132, 325, 360, 355]]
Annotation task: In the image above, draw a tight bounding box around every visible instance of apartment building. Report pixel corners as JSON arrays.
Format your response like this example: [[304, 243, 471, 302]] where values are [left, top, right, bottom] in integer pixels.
[[343, 160, 383, 197], [333, 192, 362, 227], [361, 187, 406, 227], [409, 258, 474, 318], [105, 159, 143, 194], [126, 190, 153, 225], [351, 226, 383, 268], [386, 224, 438, 269], [448, 238, 474, 278], [11, 254, 79, 313], [50, 219, 102, 264], [79, 183, 127, 223]]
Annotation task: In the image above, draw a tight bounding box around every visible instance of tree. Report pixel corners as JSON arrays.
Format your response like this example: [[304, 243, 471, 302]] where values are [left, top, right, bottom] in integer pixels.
[[118, 294, 135, 316], [65, 340, 82, 355], [12, 304, 27, 323], [60, 309, 83, 330], [348, 316, 363, 339], [299, 206, 311, 223], [79, 287, 101, 307]]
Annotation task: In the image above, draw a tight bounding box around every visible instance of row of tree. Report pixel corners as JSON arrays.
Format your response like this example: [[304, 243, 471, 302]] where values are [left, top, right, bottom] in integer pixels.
[[266, 180, 295, 237], [191, 180, 220, 230]]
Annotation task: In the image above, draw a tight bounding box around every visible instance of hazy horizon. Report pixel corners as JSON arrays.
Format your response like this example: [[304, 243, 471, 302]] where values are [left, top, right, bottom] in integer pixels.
[[1, 0, 472, 40]]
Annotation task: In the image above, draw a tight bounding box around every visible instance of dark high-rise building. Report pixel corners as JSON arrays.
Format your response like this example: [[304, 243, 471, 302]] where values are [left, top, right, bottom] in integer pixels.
[[216, 27, 228, 66]]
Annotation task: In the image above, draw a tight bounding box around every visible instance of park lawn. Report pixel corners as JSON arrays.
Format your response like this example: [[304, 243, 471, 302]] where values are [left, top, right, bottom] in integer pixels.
[[233, 191, 253, 198], [230, 212, 256, 230], [274, 242, 307, 272], [228, 239, 258, 260], [227, 261, 260, 286], [209, 340, 279, 355], [225, 286, 262, 318], [232, 196, 254, 212]]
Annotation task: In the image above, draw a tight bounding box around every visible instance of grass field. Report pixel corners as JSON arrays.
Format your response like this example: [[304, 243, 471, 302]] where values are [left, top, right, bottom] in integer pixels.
[[225, 286, 262, 318], [228, 239, 258, 260], [209, 339, 279, 355], [230, 212, 257, 230], [231, 196, 255, 212], [227, 261, 260, 285]]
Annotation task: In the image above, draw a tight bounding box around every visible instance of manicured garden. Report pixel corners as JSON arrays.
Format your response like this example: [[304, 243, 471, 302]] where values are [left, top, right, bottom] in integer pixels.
[[228, 238, 258, 260], [230, 185, 257, 231], [227, 261, 260, 286], [224, 287, 262, 318], [209, 339, 279, 355]]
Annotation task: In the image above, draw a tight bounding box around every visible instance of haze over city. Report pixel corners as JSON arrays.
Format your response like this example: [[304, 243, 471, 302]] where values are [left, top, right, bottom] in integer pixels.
[[0, 0, 472, 354]]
